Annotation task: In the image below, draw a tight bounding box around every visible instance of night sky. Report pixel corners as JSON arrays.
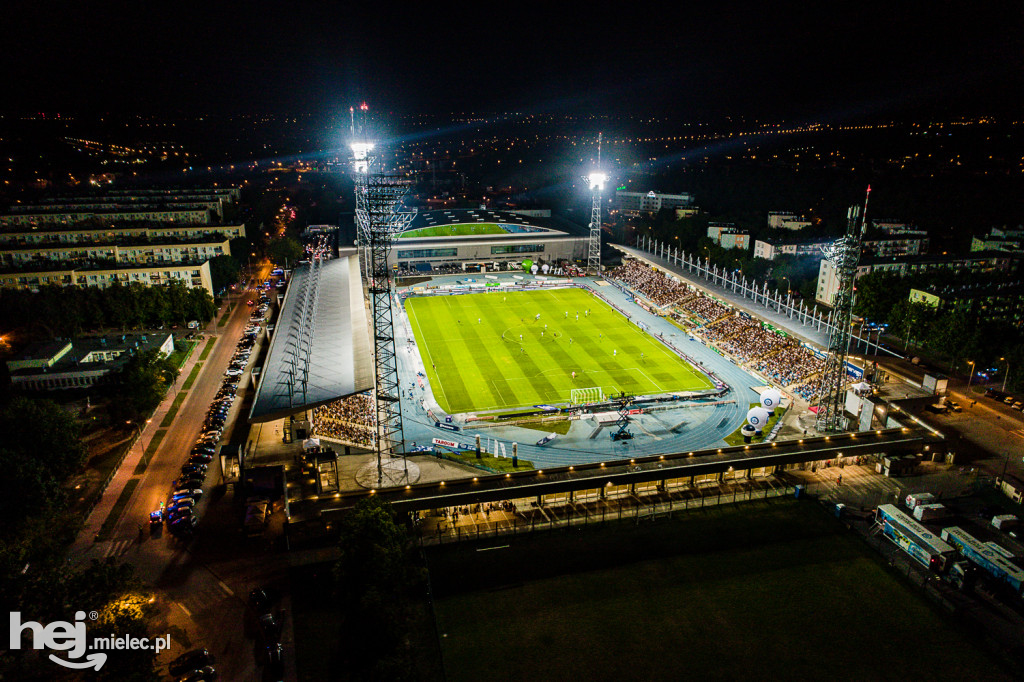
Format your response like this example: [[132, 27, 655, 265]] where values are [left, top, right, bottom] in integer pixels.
[[5, 1, 1022, 120]]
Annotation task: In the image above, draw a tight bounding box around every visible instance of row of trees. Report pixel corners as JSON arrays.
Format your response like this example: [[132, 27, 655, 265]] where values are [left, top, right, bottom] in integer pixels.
[[854, 270, 1024, 391], [0, 397, 158, 680], [0, 280, 216, 337]]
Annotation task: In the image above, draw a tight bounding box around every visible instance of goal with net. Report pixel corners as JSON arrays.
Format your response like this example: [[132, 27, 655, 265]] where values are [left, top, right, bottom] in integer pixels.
[[570, 387, 605, 404]]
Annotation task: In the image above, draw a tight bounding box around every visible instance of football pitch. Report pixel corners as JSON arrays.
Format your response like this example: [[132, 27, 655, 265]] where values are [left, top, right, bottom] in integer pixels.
[[398, 223, 507, 239], [405, 287, 714, 414]]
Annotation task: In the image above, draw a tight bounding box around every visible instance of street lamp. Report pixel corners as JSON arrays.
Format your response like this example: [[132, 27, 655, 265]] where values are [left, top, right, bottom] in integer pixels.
[[1000, 357, 1011, 393], [966, 360, 976, 393]]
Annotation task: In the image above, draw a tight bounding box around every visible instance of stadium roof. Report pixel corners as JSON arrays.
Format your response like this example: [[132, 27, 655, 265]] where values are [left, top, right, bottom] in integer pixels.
[[249, 253, 372, 423], [402, 209, 583, 237]]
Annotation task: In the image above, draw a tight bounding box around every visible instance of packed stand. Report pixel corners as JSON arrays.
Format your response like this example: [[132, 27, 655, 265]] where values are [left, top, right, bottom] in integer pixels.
[[312, 394, 376, 447], [607, 259, 690, 307], [750, 343, 825, 387]]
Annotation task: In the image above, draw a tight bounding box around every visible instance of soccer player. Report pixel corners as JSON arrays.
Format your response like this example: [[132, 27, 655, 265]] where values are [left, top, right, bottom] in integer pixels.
[[572, 371, 576, 379], [536, 313, 540, 321], [613, 349, 617, 356], [478, 318, 481, 324]]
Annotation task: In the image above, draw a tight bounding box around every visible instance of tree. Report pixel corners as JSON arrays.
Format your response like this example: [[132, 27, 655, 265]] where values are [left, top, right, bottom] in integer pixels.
[[110, 349, 179, 422], [267, 237, 303, 268], [208, 254, 241, 293], [0, 397, 87, 527], [852, 271, 909, 324], [333, 498, 425, 678]]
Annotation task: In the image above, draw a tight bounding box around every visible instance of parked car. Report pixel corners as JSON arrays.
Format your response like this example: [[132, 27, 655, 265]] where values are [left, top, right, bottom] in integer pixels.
[[190, 454, 213, 465], [264, 642, 284, 676], [256, 613, 279, 645], [169, 515, 198, 536], [169, 649, 212, 676], [225, 368, 244, 377], [167, 499, 195, 514], [175, 476, 205, 489], [172, 489, 203, 501], [178, 666, 218, 681], [249, 587, 272, 615]]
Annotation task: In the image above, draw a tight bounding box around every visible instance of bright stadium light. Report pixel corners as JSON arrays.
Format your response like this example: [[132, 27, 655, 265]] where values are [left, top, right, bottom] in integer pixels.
[[588, 171, 608, 191], [351, 142, 374, 174]]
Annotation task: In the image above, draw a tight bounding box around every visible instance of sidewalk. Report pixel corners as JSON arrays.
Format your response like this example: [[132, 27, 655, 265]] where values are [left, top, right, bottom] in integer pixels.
[[69, 310, 229, 561]]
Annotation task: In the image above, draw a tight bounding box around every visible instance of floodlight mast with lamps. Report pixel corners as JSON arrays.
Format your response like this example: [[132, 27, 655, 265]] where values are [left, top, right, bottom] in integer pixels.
[[583, 132, 606, 274], [815, 186, 871, 433], [350, 107, 416, 486]]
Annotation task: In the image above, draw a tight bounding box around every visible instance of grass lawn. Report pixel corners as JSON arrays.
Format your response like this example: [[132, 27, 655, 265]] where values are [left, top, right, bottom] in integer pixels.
[[441, 451, 535, 473], [198, 336, 216, 361], [399, 223, 507, 239], [406, 288, 713, 413], [181, 362, 203, 390], [429, 500, 1012, 681], [723, 402, 785, 446], [134, 429, 167, 475], [160, 392, 188, 427], [96, 478, 139, 541], [515, 419, 573, 435]]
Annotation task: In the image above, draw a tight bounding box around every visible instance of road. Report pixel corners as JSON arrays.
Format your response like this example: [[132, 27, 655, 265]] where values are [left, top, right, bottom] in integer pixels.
[[874, 355, 1024, 479], [87, 261, 297, 681]]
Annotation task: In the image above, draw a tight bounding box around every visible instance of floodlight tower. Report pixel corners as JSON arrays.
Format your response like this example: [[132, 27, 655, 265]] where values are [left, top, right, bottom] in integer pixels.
[[584, 132, 607, 275], [815, 186, 871, 433], [350, 103, 373, 279], [350, 104, 417, 486]]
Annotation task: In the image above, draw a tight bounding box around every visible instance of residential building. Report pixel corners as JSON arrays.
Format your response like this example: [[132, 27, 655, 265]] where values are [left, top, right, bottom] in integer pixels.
[[753, 238, 831, 261], [971, 226, 1024, 255], [816, 251, 1017, 306], [908, 281, 1024, 327], [767, 212, 811, 230], [0, 207, 212, 228], [0, 237, 231, 267], [861, 235, 929, 257], [0, 223, 245, 247], [0, 260, 214, 296], [707, 223, 750, 250], [6, 333, 175, 392], [614, 190, 694, 215]]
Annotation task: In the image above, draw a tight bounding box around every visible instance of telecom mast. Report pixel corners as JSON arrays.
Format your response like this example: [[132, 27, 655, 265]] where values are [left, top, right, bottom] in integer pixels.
[[584, 133, 607, 275], [815, 187, 871, 432], [350, 105, 417, 486]]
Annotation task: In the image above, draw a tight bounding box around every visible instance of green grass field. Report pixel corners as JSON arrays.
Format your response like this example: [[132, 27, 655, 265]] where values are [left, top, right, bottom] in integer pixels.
[[429, 501, 1012, 681], [405, 288, 713, 413], [399, 223, 507, 239]]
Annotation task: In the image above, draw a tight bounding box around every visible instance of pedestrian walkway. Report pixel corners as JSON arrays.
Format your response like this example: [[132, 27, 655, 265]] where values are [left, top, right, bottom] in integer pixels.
[[69, 321, 226, 562]]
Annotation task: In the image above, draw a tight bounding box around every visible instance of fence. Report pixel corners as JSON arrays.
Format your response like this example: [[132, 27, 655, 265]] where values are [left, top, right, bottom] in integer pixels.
[[416, 478, 820, 546]]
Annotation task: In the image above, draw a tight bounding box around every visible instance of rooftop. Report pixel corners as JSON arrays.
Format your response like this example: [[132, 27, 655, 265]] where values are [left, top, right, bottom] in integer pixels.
[[401, 209, 581, 238], [249, 254, 372, 423]]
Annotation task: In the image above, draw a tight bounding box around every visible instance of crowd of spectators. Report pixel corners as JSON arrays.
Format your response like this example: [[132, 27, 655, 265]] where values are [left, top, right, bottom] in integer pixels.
[[791, 379, 822, 402], [312, 394, 376, 447], [749, 344, 825, 387], [608, 259, 689, 307], [610, 257, 826, 396], [678, 291, 731, 323]]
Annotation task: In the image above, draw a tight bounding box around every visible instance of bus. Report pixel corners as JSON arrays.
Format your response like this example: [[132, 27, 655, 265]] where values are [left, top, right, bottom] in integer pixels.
[[941, 527, 1024, 593], [876, 504, 955, 572]]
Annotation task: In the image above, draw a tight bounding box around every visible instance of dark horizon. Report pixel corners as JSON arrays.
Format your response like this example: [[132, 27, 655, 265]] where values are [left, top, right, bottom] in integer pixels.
[[4, 2, 1022, 122]]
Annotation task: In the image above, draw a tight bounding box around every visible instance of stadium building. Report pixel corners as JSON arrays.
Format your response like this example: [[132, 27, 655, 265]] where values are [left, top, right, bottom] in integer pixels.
[[390, 209, 588, 273]]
